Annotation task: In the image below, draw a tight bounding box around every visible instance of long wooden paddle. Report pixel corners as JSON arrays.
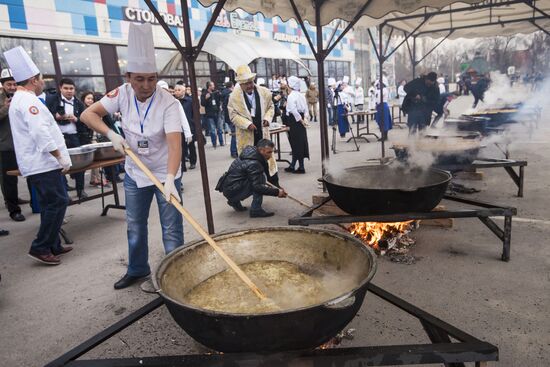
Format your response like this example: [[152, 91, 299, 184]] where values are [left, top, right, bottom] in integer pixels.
[[124, 148, 268, 301], [266, 182, 311, 207]]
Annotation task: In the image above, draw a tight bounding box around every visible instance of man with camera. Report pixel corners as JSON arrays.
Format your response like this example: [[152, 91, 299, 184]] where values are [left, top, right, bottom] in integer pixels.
[[46, 78, 87, 199], [0, 68, 27, 222]]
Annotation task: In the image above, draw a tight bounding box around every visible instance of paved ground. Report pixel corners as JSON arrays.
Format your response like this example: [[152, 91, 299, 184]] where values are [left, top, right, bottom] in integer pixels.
[[0, 95, 548, 366]]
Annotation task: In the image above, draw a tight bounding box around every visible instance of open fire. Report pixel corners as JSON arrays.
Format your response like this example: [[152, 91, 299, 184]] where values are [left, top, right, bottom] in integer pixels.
[[348, 221, 417, 255]]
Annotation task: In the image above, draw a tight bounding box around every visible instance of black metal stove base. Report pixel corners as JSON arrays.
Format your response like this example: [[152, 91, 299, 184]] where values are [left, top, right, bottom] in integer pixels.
[[45, 284, 498, 367], [288, 195, 517, 261]]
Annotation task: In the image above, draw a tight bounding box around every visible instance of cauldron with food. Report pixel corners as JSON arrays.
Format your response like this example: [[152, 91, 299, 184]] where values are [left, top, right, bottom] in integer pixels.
[[154, 227, 377, 353], [392, 138, 483, 166], [322, 165, 451, 215]]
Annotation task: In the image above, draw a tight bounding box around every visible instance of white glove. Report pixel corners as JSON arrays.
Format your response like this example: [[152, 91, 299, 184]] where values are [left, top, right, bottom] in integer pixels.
[[163, 174, 181, 204], [57, 155, 72, 173], [107, 130, 129, 153], [185, 135, 193, 143]]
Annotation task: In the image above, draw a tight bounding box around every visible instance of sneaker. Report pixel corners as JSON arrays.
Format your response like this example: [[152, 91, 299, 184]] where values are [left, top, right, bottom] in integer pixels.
[[228, 200, 247, 212], [189, 164, 196, 169], [284, 167, 295, 173], [28, 252, 61, 265], [0, 229, 8, 236], [294, 168, 306, 174], [250, 209, 275, 218]]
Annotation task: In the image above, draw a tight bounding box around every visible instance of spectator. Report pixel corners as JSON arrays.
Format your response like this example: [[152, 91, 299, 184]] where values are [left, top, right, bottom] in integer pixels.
[[367, 81, 376, 111], [325, 78, 336, 126], [201, 82, 223, 147], [81, 91, 107, 187], [0, 68, 28, 222], [175, 84, 197, 169], [374, 77, 392, 142], [220, 81, 237, 157], [353, 78, 365, 123], [305, 82, 319, 122], [432, 91, 459, 127], [46, 78, 88, 199], [269, 74, 280, 92], [397, 79, 407, 110], [437, 77, 446, 94]]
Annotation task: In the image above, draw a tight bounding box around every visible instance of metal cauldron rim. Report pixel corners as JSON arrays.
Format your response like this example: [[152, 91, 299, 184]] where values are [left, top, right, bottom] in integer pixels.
[[323, 165, 452, 192], [152, 226, 377, 317]]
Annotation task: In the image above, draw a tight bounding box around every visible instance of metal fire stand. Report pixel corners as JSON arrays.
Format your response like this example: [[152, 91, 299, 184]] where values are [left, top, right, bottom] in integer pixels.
[[45, 283, 498, 367], [289, 195, 516, 261]]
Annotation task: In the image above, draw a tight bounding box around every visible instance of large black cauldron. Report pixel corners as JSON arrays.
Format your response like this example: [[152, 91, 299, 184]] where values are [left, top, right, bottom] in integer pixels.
[[323, 165, 451, 215], [153, 227, 377, 353]]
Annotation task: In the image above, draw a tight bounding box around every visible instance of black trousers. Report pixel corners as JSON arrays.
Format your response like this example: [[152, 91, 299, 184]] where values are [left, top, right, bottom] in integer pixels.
[[182, 133, 197, 171], [0, 150, 21, 215], [63, 133, 84, 192]]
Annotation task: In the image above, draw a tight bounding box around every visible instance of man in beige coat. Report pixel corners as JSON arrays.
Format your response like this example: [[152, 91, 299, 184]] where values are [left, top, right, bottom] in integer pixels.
[[228, 65, 278, 180]]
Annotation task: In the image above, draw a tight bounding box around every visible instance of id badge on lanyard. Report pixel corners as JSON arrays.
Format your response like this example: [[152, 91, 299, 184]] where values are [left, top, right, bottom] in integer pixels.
[[134, 92, 156, 156]]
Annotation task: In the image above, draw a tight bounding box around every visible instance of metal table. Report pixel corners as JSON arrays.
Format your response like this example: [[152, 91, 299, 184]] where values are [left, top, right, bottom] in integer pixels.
[[45, 283, 498, 367], [345, 110, 380, 142], [289, 195, 516, 261], [8, 157, 126, 244], [269, 126, 291, 165], [437, 158, 527, 197]]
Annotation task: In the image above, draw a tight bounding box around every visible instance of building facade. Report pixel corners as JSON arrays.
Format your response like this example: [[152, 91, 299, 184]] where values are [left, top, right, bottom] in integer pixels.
[[0, 0, 357, 94]]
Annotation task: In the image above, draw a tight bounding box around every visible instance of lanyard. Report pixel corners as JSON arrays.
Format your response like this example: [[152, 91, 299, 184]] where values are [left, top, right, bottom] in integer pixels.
[[134, 91, 156, 134]]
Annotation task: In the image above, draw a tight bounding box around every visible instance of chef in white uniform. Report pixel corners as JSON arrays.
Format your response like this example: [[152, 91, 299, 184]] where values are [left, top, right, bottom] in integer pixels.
[[81, 23, 183, 290], [4, 46, 72, 265]]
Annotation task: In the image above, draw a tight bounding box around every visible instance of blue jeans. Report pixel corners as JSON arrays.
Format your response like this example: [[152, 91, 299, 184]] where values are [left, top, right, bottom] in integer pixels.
[[27, 169, 69, 255], [206, 115, 224, 146], [327, 106, 334, 126], [124, 174, 184, 277], [227, 183, 263, 211], [229, 123, 238, 156]]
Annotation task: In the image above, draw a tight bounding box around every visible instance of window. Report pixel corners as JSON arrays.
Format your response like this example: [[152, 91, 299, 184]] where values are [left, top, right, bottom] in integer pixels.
[[0, 37, 55, 75], [155, 49, 179, 75], [71, 77, 106, 95], [56, 42, 103, 75]]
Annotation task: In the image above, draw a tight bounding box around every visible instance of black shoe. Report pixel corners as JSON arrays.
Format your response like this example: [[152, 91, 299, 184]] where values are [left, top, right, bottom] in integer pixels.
[[294, 168, 306, 174], [0, 229, 8, 236], [114, 273, 151, 290], [284, 167, 295, 173], [250, 209, 275, 218], [17, 198, 30, 205], [77, 190, 88, 200], [228, 201, 247, 212], [66, 185, 76, 191], [10, 212, 25, 222], [231, 154, 238, 159], [189, 164, 196, 169]]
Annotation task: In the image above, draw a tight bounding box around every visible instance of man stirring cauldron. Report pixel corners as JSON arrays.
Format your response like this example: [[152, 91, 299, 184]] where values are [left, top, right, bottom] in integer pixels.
[[81, 23, 184, 290], [216, 139, 287, 218], [402, 72, 440, 134]]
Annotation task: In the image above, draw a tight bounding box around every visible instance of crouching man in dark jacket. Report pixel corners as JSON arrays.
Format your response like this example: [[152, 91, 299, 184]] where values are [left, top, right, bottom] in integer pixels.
[[217, 139, 287, 218]]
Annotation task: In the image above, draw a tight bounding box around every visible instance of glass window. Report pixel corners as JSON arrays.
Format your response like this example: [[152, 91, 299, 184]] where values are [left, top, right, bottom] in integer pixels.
[[116, 46, 128, 74], [155, 49, 179, 75], [71, 77, 106, 94], [336, 61, 344, 78], [195, 61, 210, 76], [57, 42, 103, 75], [306, 59, 317, 76], [327, 61, 336, 77], [0, 37, 55, 75], [256, 59, 266, 77], [265, 59, 273, 77]]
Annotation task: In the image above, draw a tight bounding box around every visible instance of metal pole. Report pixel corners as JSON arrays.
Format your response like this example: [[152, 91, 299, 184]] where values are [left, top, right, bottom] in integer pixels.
[[412, 36, 417, 79], [180, 0, 216, 234], [314, 0, 329, 175], [378, 24, 385, 159]]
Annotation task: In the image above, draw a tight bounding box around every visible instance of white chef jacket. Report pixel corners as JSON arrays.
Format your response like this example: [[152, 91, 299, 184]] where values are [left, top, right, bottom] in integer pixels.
[[58, 96, 77, 134], [100, 83, 183, 188], [367, 87, 376, 110], [353, 87, 365, 106], [375, 86, 389, 103], [9, 90, 70, 177], [286, 90, 309, 122], [439, 83, 446, 94], [397, 85, 407, 105]]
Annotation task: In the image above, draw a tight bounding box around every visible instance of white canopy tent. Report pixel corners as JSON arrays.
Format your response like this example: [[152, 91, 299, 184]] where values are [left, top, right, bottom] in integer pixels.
[[159, 32, 310, 75]]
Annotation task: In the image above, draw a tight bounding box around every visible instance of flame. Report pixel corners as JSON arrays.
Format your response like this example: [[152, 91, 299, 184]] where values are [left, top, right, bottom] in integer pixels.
[[348, 221, 415, 251]]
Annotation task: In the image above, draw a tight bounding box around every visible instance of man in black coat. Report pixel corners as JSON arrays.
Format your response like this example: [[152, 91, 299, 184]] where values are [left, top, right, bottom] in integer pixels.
[[218, 139, 287, 218], [46, 78, 89, 199], [174, 84, 197, 170], [402, 72, 440, 134]]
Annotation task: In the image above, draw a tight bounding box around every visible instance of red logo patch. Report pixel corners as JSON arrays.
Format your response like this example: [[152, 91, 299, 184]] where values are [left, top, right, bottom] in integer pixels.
[[107, 88, 119, 98], [29, 106, 39, 115]]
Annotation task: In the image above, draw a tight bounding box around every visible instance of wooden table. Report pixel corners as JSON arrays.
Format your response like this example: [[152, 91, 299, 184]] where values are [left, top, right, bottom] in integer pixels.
[[8, 157, 126, 216], [269, 126, 291, 165]]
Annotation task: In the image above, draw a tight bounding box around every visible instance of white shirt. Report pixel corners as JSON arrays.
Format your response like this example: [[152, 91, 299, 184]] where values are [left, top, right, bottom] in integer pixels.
[[58, 95, 77, 134], [375, 86, 389, 103], [368, 87, 376, 110], [439, 83, 446, 94], [9, 90, 70, 177], [353, 86, 364, 106], [397, 85, 407, 105], [245, 92, 256, 116], [286, 90, 309, 122], [100, 83, 183, 188]]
